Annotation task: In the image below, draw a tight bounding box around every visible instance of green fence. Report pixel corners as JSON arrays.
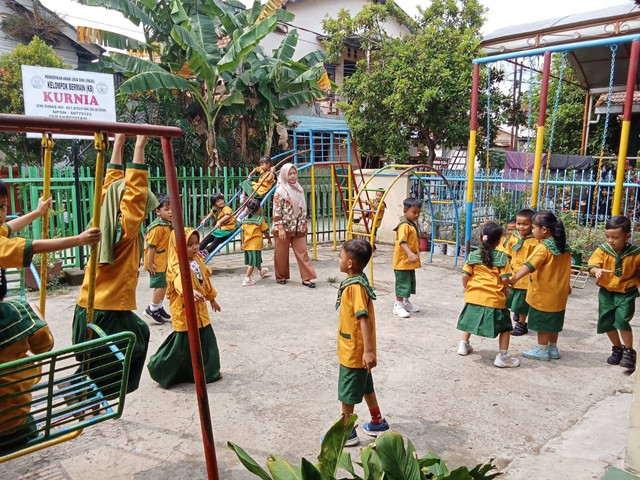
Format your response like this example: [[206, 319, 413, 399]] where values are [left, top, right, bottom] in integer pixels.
[[2, 165, 348, 269]]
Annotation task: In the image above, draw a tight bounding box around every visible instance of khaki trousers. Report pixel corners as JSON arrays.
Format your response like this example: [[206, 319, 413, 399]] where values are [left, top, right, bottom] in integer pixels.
[[274, 234, 317, 282]]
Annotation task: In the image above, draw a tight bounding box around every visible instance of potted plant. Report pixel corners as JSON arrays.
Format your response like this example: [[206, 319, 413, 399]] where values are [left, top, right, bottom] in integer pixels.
[[417, 210, 431, 252], [558, 210, 604, 266], [26, 253, 63, 290]]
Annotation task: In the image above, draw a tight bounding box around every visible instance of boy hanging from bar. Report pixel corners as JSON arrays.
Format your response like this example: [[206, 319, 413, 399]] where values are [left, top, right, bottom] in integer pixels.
[[72, 134, 159, 395]]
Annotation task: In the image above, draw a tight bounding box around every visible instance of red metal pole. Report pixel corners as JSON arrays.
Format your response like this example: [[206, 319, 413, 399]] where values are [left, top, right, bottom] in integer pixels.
[[161, 137, 220, 480]]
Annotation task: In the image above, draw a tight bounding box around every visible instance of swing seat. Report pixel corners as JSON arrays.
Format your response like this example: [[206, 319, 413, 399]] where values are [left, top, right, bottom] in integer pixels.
[[0, 324, 135, 463]]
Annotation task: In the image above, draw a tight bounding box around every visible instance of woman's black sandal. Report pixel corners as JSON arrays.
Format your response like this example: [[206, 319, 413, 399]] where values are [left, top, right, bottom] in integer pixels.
[[302, 281, 316, 289]]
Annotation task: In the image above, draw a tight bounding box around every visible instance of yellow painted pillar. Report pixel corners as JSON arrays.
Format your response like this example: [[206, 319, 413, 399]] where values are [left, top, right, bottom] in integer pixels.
[[39, 133, 54, 315], [530, 52, 552, 209]]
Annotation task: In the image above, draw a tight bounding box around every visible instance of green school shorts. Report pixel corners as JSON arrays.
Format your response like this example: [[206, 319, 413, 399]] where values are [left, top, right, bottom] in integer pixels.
[[598, 287, 639, 333], [394, 269, 416, 298], [244, 250, 262, 267], [338, 364, 375, 405], [506, 288, 530, 315], [528, 306, 565, 333], [149, 271, 167, 289]]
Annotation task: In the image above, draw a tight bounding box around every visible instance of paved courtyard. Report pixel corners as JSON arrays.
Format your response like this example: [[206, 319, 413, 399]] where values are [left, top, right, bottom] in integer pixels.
[[1, 244, 636, 480]]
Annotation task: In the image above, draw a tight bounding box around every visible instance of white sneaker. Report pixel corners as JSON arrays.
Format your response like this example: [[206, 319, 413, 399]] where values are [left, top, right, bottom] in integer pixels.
[[259, 267, 270, 279], [457, 340, 473, 356], [242, 277, 256, 286], [403, 300, 420, 313], [393, 303, 410, 318], [494, 352, 520, 368]]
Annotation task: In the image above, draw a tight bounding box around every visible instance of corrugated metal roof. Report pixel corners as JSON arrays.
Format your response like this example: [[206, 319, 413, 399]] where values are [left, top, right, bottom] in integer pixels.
[[288, 115, 350, 132]]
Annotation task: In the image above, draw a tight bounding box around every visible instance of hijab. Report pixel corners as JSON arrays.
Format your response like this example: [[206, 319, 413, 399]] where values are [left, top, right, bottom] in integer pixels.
[[275, 163, 306, 217], [166, 227, 210, 294]]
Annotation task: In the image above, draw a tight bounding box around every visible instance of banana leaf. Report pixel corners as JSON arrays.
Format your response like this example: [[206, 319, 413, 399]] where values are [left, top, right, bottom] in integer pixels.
[[274, 30, 298, 61], [170, 26, 217, 83], [109, 52, 167, 74], [76, 27, 149, 52], [120, 71, 195, 94], [218, 16, 277, 73], [75, 0, 157, 29], [170, 0, 189, 24]]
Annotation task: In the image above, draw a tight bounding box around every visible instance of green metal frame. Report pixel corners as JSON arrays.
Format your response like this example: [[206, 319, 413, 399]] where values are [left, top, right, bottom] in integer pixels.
[[0, 323, 135, 462]]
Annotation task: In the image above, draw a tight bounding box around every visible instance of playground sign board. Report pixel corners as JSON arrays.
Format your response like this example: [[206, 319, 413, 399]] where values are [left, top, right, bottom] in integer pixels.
[[21, 66, 116, 139]]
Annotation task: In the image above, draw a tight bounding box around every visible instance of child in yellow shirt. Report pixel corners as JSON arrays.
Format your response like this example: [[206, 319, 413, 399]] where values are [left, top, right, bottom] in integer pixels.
[[510, 211, 572, 361], [496, 218, 516, 254], [241, 199, 272, 286], [147, 228, 221, 388], [143, 194, 173, 324], [456, 222, 519, 367], [335, 238, 388, 446], [506, 209, 538, 335], [392, 198, 421, 318], [242, 156, 276, 200], [587, 216, 639, 369], [199, 193, 236, 255], [73, 134, 158, 395]]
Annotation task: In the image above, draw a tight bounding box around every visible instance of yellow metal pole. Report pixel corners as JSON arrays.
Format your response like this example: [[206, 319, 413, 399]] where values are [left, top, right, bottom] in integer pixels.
[[310, 164, 317, 260], [530, 52, 551, 209], [39, 133, 54, 315], [86, 132, 107, 328], [613, 40, 639, 215], [331, 166, 337, 250]]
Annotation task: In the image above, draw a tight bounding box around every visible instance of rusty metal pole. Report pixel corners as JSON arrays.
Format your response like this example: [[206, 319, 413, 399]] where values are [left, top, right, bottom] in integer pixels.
[[161, 137, 220, 480]]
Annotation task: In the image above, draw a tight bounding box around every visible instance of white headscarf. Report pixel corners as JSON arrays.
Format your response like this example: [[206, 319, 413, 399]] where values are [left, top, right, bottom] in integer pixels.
[[275, 163, 306, 217]]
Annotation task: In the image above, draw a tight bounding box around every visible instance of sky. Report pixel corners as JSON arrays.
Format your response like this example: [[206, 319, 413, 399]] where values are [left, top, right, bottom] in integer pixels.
[[41, 0, 633, 40]]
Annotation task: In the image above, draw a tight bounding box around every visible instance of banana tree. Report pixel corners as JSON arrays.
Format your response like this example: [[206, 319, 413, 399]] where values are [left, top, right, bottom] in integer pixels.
[[74, 0, 311, 166]]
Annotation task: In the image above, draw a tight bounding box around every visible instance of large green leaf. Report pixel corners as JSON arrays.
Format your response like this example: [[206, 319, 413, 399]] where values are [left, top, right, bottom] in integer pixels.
[[267, 454, 302, 480], [337, 452, 360, 478], [227, 442, 273, 480], [170, 25, 217, 83], [298, 50, 328, 67], [189, 9, 220, 56], [467, 461, 500, 480], [300, 459, 323, 480], [75, 0, 157, 29], [248, 0, 263, 24], [218, 16, 277, 73], [361, 446, 384, 480], [275, 9, 295, 23], [420, 451, 449, 477], [276, 90, 322, 110], [76, 27, 149, 52], [316, 415, 357, 479], [120, 71, 194, 94], [220, 90, 245, 106], [109, 52, 167, 74], [274, 30, 298, 61], [204, 0, 242, 34], [440, 466, 473, 480], [372, 432, 422, 480], [170, 0, 189, 24]]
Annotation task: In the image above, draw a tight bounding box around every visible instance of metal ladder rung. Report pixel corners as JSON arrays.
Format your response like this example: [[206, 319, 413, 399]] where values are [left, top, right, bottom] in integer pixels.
[[432, 239, 457, 245], [362, 188, 384, 192], [431, 200, 453, 205], [348, 231, 373, 238], [352, 208, 375, 213]]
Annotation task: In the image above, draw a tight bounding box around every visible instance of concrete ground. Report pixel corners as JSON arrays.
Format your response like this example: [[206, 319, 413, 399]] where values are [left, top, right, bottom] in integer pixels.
[[1, 244, 637, 480]]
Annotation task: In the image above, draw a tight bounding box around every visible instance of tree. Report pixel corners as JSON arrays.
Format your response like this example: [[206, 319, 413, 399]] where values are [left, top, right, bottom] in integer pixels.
[[323, 0, 486, 164], [76, 0, 330, 166], [0, 37, 67, 165]]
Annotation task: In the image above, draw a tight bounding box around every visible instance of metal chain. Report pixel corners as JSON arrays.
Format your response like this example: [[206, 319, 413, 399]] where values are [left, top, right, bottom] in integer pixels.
[[523, 56, 535, 205], [590, 44, 618, 235], [542, 52, 568, 207], [485, 66, 492, 207]]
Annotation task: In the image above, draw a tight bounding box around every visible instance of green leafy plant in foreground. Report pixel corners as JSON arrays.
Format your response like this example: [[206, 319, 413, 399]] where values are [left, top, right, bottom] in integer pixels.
[[228, 415, 500, 480]]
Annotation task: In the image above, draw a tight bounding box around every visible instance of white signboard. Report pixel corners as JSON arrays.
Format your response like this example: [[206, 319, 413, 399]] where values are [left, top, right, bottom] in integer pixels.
[[21, 65, 116, 139]]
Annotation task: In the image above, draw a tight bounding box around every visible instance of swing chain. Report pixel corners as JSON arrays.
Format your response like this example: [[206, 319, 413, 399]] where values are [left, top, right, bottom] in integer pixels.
[[485, 66, 492, 209], [523, 56, 535, 205], [542, 52, 568, 207], [589, 44, 618, 235]]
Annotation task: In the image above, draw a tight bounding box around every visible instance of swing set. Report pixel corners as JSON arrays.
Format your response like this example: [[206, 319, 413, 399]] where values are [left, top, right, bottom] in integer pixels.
[[466, 34, 640, 262], [0, 115, 222, 479]]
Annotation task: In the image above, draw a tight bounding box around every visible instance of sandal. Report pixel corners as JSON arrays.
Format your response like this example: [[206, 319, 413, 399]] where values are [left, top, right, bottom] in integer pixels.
[[302, 281, 316, 289], [277, 280, 287, 285]]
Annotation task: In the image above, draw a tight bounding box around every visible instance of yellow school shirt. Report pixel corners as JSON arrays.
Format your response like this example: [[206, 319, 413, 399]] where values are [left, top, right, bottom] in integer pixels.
[[211, 205, 236, 231], [0, 223, 11, 238], [0, 236, 32, 268], [252, 167, 275, 196], [77, 163, 149, 311], [144, 223, 172, 273], [506, 233, 538, 290], [587, 243, 640, 293], [241, 216, 268, 251], [524, 239, 572, 312], [168, 257, 217, 332], [0, 302, 53, 432], [496, 235, 509, 254], [337, 280, 376, 369], [366, 199, 385, 228], [392, 219, 421, 270], [462, 250, 511, 308]]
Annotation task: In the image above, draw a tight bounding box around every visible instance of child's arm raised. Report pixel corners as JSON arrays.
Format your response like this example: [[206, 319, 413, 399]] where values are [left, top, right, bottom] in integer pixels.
[[7, 196, 52, 234], [358, 313, 376, 372], [119, 135, 149, 239], [32, 228, 101, 254]]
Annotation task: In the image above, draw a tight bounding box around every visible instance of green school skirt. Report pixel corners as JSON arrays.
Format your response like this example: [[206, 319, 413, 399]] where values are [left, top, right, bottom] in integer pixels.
[[240, 179, 265, 199], [506, 288, 530, 315], [598, 287, 639, 333], [147, 325, 221, 388], [394, 270, 416, 298], [149, 271, 167, 289], [244, 250, 262, 267], [528, 307, 565, 333], [338, 365, 374, 405], [457, 303, 512, 338], [72, 305, 150, 396]]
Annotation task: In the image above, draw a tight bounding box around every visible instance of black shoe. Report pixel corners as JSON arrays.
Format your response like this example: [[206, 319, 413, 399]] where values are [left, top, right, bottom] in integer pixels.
[[511, 321, 528, 336], [620, 348, 636, 369], [512, 313, 520, 323], [158, 306, 171, 320], [607, 346, 624, 365], [144, 306, 165, 324]]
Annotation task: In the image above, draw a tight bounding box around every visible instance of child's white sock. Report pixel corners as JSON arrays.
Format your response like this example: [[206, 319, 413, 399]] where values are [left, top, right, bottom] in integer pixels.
[[498, 349, 507, 355], [245, 276, 251, 281], [395, 301, 404, 307], [538, 344, 549, 352], [150, 302, 161, 312]]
